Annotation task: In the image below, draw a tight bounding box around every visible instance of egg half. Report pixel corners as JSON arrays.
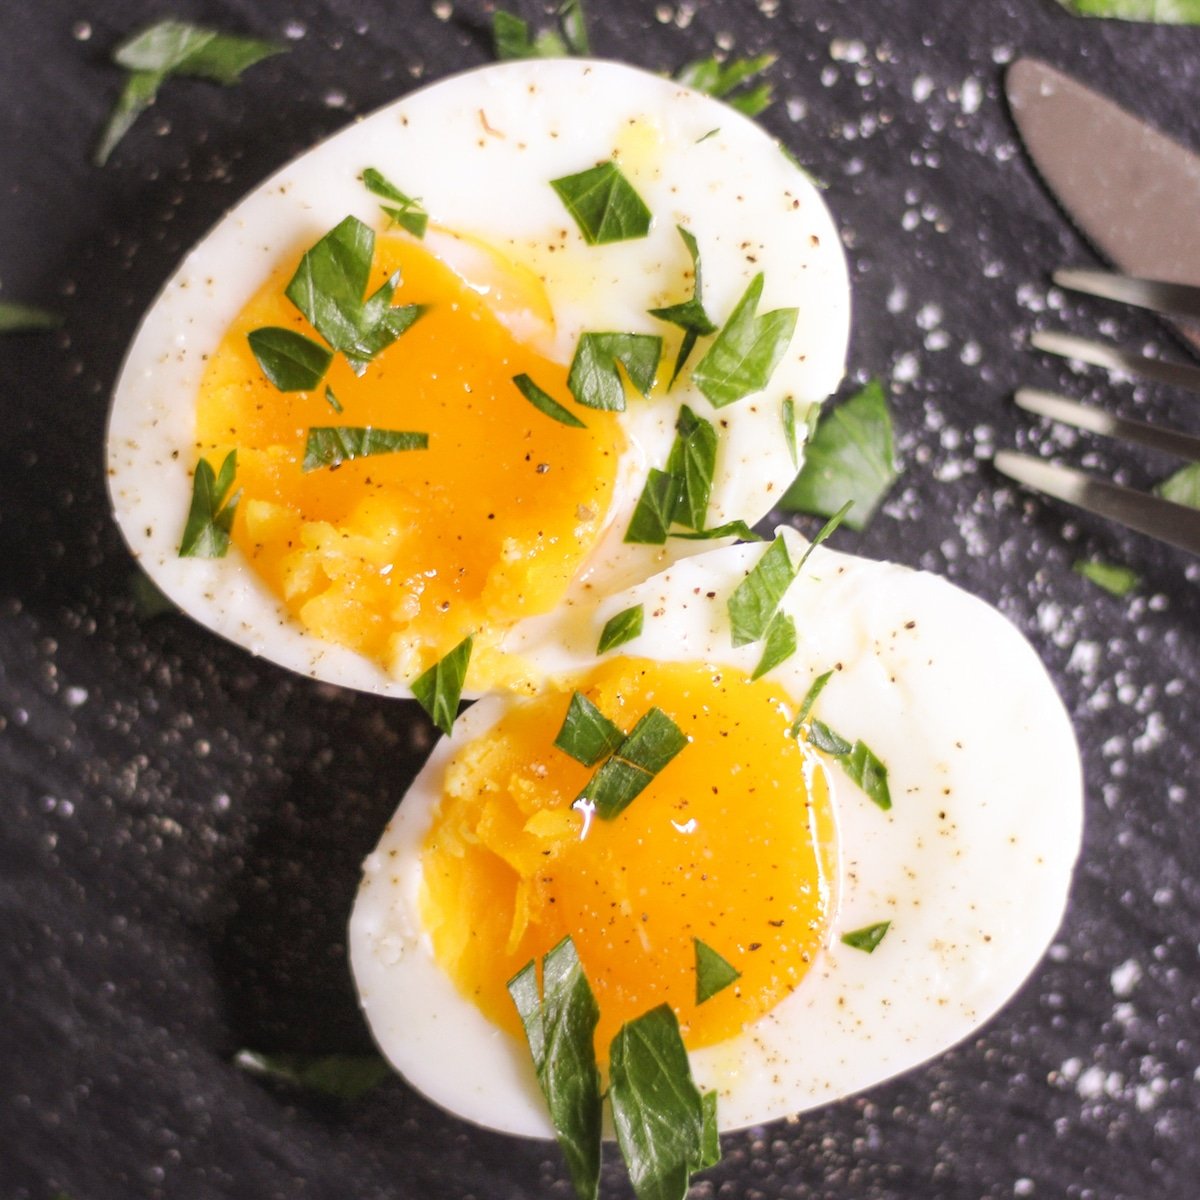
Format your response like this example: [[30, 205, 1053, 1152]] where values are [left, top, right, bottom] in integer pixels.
[[350, 530, 1083, 1134], [105, 58, 849, 697]]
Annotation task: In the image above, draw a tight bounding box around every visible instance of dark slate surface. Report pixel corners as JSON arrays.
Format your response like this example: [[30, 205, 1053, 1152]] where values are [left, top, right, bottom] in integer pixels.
[[1, 2, 1198, 1198]]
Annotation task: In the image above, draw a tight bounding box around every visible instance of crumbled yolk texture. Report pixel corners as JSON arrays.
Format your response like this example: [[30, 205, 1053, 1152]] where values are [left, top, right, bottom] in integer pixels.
[[193, 230, 623, 685], [419, 657, 837, 1060]]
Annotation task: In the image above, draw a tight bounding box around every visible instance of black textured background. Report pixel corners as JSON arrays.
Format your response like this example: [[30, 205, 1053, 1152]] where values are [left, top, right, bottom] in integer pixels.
[[2, 2, 1198, 1198]]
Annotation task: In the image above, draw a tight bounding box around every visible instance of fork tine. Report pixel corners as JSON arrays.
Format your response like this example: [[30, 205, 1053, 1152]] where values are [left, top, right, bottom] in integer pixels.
[[1015, 387, 1200, 462], [994, 451, 1200, 555], [1054, 269, 1200, 321], [1031, 330, 1200, 394]]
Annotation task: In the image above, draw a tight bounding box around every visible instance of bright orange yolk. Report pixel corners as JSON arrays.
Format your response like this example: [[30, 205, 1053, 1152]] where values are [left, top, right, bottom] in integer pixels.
[[419, 657, 837, 1060], [193, 230, 623, 684]]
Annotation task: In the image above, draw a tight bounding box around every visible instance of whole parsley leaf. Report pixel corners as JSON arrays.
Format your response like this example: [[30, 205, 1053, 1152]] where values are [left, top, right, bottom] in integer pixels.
[[552, 162, 653, 245], [179, 450, 241, 558], [609, 1004, 717, 1200], [691, 274, 797, 408], [781, 379, 899, 531], [508, 939, 602, 1200]]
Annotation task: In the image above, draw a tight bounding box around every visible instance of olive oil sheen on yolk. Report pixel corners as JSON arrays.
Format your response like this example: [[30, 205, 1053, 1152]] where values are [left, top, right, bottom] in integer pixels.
[[193, 230, 623, 684], [418, 657, 838, 1059]]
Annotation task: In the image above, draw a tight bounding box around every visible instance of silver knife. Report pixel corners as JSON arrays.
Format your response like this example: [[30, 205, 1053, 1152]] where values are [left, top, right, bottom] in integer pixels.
[[1006, 57, 1200, 354]]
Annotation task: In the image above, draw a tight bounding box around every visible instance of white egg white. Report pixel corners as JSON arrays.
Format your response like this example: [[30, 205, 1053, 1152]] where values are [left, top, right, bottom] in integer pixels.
[[349, 531, 1083, 1134], [105, 59, 849, 697]]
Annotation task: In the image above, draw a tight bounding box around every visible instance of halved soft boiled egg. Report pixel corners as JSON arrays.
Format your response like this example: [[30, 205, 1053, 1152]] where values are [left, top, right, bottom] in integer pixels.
[[105, 58, 849, 698], [350, 530, 1083, 1134]]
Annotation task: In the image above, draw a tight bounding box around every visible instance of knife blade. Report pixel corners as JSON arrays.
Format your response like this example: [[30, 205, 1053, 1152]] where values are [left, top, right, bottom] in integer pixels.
[[1006, 58, 1200, 353]]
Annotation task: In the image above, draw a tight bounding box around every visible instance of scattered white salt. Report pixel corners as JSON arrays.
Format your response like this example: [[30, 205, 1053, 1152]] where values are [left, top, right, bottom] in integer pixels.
[[1111, 958, 1142, 998]]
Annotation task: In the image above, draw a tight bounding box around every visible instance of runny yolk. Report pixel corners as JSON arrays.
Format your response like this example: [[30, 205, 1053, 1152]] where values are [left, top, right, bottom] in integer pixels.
[[193, 230, 623, 685], [419, 657, 838, 1060]]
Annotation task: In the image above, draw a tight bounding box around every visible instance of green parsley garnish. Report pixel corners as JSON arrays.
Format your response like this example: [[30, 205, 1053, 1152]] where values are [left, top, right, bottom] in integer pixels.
[[671, 520, 764, 542], [691, 273, 797, 409], [575, 706, 689, 820], [648, 226, 718, 385], [179, 450, 241, 558], [609, 1004, 720, 1199], [781, 379, 899, 532], [512, 373, 587, 428], [789, 668, 834, 735], [807, 719, 852, 755], [625, 406, 725, 544], [234, 1050, 390, 1101], [665, 404, 718, 531], [508, 938, 603, 1200], [781, 397, 799, 468], [554, 691, 626, 767], [807, 721, 892, 811], [411, 635, 473, 735], [0, 302, 62, 332], [597, 604, 645, 654], [727, 535, 796, 647], [751, 611, 797, 680], [301, 427, 427, 472], [674, 53, 776, 117], [509, 936, 720, 1200], [1158, 461, 1200, 507], [694, 939, 741, 1004], [568, 331, 661, 411], [551, 162, 654, 246], [362, 167, 429, 239], [247, 327, 334, 392], [624, 469, 677, 545], [1074, 559, 1139, 596], [96, 20, 285, 165], [840, 921, 891, 953], [1055, 0, 1200, 23], [283, 216, 423, 374], [324, 385, 344, 413], [493, 0, 589, 59], [557, 0, 591, 54]]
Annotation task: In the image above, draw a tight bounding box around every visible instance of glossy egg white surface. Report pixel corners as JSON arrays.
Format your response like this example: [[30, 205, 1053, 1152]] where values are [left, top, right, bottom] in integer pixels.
[[350, 530, 1083, 1134], [105, 58, 849, 698]]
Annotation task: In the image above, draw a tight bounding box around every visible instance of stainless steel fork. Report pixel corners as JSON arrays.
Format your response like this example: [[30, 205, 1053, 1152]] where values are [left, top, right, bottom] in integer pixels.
[[995, 269, 1200, 555]]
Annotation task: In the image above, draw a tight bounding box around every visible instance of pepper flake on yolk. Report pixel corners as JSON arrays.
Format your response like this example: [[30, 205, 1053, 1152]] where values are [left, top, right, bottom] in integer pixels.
[[193, 229, 624, 686], [418, 656, 838, 1060]]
